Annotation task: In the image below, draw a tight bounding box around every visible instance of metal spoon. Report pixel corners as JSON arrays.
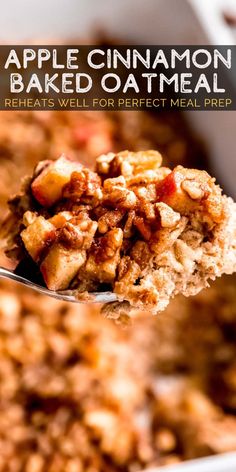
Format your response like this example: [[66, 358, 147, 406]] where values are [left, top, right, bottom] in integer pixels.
[[0, 266, 117, 303]]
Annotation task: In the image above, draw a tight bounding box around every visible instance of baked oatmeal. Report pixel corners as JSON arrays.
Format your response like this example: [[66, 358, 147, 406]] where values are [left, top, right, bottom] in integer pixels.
[[5, 151, 236, 315]]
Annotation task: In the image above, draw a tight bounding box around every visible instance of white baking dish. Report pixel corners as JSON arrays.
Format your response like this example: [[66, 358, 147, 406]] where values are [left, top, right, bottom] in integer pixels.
[[153, 451, 236, 472], [0, 1, 235, 470]]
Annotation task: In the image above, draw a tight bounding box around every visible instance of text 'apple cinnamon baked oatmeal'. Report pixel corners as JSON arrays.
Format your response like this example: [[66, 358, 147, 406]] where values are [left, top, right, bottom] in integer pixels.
[[5, 150, 236, 315]]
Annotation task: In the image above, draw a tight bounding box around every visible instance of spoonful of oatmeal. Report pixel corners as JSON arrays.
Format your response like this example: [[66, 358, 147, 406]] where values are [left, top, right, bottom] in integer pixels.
[[2, 151, 236, 318]]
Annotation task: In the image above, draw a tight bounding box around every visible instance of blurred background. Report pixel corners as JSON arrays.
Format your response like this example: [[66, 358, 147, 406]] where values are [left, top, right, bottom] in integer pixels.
[[0, 1, 236, 471]]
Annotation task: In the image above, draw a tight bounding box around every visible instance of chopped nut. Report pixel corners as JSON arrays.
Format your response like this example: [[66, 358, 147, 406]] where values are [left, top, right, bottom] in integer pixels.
[[92, 228, 123, 262], [155, 202, 181, 228], [123, 210, 135, 238], [58, 213, 97, 250], [63, 169, 102, 206], [174, 239, 201, 274], [96, 152, 116, 176], [98, 209, 125, 234], [182, 179, 205, 200], [142, 202, 156, 221], [103, 176, 137, 209]]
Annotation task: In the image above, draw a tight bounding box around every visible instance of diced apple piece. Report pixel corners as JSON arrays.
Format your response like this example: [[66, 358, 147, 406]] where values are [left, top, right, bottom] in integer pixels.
[[83, 229, 123, 283], [21, 216, 56, 262], [156, 170, 178, 202], [156, 166, 213, 215], [40, 243, 86, 291], [84, 254, 120, 284], [32, 156, 83, 207]]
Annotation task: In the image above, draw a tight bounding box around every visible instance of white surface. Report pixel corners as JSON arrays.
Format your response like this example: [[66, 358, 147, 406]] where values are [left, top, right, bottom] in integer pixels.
[[191, 0, 236, 45], [0, 0, 234, 45], [152, 452, 236, 472], [0, 0, 205, 44]]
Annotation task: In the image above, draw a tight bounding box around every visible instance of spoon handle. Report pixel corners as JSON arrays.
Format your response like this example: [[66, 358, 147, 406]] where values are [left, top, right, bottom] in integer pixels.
[[0, 266, 61, 296], [0, 266, 117, 303]]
